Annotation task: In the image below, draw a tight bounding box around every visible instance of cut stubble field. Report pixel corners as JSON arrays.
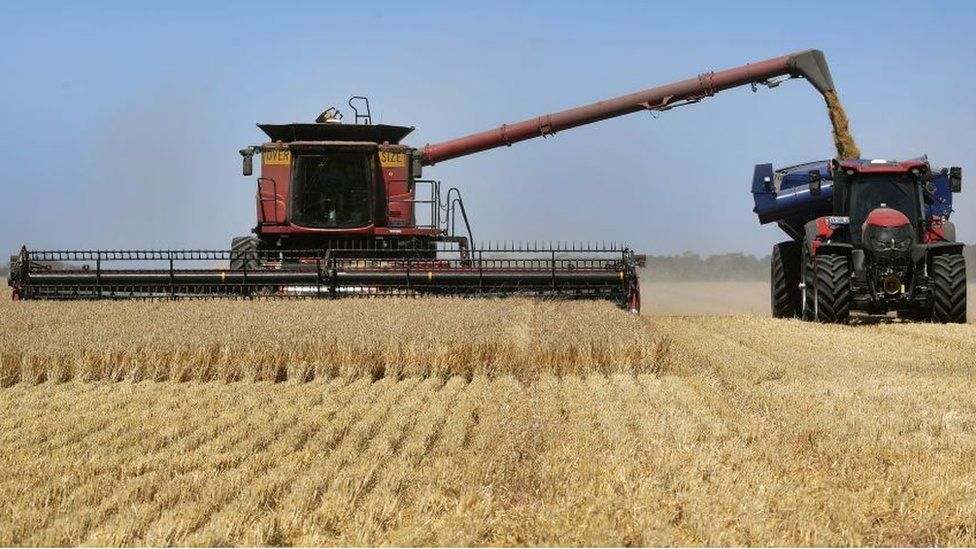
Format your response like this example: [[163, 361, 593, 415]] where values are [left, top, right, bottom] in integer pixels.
[[1, 286, 976, 546], [641, 281, 976, 320]]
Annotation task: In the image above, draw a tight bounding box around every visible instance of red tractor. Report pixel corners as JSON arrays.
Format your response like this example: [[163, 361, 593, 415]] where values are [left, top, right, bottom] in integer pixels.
[[753, 158, 966, 322]]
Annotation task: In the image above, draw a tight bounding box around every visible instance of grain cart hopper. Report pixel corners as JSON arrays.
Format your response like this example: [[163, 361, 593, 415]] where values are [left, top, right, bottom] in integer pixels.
[[12, 50, 839, 312], [753, 158, 965, 322]]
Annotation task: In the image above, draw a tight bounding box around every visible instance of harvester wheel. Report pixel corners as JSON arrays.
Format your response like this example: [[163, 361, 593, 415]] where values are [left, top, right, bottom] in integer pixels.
[[230, 236, 261, 271], [931, 254, 967, 324], [813, 254, 851, 323], [628, 278, 641, 314], [771, 241, 801, 318]]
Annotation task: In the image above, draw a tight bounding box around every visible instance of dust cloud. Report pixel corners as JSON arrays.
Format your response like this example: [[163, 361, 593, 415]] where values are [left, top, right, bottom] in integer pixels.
[[640, 281, 770, 316]]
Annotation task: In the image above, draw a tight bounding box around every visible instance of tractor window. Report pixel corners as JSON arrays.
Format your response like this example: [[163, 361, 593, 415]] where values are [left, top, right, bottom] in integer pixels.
[[291, 151, 372, 228], [848, 175, 919, 242]]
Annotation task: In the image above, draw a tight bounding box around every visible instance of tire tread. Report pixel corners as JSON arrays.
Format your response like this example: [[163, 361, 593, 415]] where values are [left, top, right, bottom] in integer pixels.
[[771, 242, 800, 318], [931, 254, 967, 324], [815, 254, 850, 323]]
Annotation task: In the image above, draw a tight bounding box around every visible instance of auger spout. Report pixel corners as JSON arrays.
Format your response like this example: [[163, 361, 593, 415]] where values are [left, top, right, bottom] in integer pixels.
[[421, 49, 835, 166]]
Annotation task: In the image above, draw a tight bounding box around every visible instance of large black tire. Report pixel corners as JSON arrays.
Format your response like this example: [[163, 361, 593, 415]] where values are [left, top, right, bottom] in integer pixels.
[[814, 254, 851, 323], [230, 236, 261, 270], [931, 254, 967, 324], [771, 241, 801, 318]]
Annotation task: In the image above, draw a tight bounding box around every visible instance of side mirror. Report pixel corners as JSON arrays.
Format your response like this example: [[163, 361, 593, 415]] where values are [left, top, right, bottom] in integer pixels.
[[240, 148, 254, 176], [923, 181, 936, 205], [950, 166, 962, 193], [808, 170, 822, 196]]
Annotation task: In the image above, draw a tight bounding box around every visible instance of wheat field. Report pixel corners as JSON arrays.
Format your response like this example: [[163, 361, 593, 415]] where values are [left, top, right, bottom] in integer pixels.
[[2, 292, 976, 545], [0, 299, 664, 385]]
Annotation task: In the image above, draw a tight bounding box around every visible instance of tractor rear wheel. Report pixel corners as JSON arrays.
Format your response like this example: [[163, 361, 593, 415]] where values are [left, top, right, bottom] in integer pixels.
[[814, 254, 851, 323], [931, 254, 967, 323], [771, 241, 801, 318], [230, 236, 261, 270]]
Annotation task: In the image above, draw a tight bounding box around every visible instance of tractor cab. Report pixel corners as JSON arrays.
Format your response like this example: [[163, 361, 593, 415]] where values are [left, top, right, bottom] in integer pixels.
[[819, 159, 960, 247], [844, 171, 921, 244]]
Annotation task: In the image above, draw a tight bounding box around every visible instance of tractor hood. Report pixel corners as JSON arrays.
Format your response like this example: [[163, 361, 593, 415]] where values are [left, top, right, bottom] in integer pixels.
[[862, 207, 911, 230], [862, 208, 913, 256]]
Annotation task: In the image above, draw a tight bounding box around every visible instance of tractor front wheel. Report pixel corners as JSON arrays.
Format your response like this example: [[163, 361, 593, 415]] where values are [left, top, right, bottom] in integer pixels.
[[814, 254, 851, 323], [931, 254, 967, 323]]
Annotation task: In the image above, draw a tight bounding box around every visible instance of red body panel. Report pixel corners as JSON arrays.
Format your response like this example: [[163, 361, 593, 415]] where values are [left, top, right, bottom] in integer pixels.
[[379, 144, 413, 227], [923, 218, 951, 243], [837, 160, 928, 174], [258, 149, 290, 225], [810, 217, 837, 256]]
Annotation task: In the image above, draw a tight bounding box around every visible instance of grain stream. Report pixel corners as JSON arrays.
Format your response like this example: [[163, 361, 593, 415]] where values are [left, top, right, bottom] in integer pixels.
[[824, 90, 861, 159]]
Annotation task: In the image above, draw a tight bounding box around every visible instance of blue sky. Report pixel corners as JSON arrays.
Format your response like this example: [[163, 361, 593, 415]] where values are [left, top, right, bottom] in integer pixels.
[[2, 0, 974, 256]]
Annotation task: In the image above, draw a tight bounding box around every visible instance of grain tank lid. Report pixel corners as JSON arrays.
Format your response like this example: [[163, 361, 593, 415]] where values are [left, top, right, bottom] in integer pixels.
[[257, 123, 415, 144]]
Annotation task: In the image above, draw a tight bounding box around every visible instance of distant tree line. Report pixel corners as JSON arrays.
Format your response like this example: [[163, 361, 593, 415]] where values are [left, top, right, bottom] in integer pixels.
[[645, 246, 976, 282], [643, 252, 770, 282]]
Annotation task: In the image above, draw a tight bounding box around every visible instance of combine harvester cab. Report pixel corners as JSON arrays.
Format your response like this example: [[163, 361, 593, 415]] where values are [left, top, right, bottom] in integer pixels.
[[753, 158, 966, 323], [13, 50, 845, 313]]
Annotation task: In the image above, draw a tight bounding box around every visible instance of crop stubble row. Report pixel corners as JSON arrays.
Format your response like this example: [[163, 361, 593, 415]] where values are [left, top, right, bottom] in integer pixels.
[[0, 298, 666, 385], [2, 296, 976, 544]]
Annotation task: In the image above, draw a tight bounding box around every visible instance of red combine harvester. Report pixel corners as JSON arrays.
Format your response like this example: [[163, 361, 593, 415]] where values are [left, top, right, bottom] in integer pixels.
[[10, 50, 839, 312]]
